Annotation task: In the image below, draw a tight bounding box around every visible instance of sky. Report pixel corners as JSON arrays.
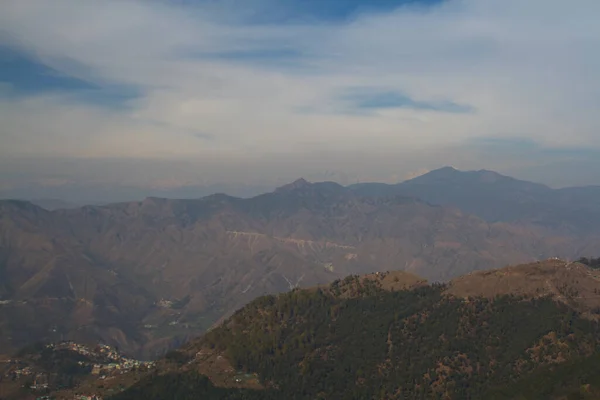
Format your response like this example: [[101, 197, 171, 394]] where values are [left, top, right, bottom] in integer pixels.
[[1, 0, 600, 201]]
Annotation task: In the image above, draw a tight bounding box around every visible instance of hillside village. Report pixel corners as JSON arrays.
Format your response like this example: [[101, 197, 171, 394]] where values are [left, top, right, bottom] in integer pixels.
[[0, 341, 155, 399]]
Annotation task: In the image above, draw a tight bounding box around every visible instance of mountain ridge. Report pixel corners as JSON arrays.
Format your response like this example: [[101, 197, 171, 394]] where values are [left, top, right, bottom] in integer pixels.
[[2, 172, 600, 360], [350, 167, 600, 233]]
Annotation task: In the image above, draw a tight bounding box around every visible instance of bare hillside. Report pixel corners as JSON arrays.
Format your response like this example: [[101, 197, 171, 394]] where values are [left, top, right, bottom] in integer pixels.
[[447, 259, 600, 316]]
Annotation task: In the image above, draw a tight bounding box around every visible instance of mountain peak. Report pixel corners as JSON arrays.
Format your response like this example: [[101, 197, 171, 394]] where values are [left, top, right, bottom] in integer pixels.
[[431, 166, 460, 176], [407, 166, 516, 185], [438, 166, 458, 172], [275, 178, 312, 192], [405, 166, 461, 183], [473, 169, 507, 183]]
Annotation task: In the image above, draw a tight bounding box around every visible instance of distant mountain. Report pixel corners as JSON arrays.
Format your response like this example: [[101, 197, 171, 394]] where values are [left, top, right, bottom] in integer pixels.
[[16, 260, 600, 400], [28, 198, 84, 210], [350, 167, 600, 233], [0, 182, 275, 205], [2, 180, 597, 359]]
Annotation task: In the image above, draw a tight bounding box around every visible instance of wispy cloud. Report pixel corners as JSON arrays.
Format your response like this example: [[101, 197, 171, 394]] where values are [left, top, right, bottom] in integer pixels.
[[340, 88, 475, 114], [0, 0, 599, 189]]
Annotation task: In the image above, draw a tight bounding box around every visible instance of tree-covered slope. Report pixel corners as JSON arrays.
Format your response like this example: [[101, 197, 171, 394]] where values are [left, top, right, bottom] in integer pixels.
[[486, 352, 600, 400], [579, 257, 600, 269], [110, 371, 272, 400], [116, 271, 600, 400]]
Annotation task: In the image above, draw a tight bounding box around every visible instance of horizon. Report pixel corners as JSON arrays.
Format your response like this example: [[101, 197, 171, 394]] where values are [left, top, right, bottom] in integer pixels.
[[3, 166, 599, 205]]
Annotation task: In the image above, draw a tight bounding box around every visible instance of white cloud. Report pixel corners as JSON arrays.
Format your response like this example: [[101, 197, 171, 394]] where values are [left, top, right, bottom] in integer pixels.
[[0, 0, 599, 187]]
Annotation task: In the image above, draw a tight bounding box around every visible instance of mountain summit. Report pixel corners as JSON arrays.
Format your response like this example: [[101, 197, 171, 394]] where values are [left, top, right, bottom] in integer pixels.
[[350, 167, 600, 230], [406, 166, 460, 182], [275, 178, 311, 192], [406, 166, 546, 188]]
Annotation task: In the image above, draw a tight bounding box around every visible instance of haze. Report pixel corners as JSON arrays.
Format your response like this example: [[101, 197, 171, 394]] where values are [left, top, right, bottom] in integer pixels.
[[1, 0, 600, 202]]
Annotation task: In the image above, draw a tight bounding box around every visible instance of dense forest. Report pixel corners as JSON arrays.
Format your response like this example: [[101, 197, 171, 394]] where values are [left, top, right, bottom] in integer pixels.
[[113, 274, 600, 399], [579, 257, 600, 269], [110, 371, 272, 400], [487, 352, 600, 399]]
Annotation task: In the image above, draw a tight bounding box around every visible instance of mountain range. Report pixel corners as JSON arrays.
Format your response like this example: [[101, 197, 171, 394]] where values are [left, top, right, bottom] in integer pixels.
[[350, 166, 600, 234], [1, 167, 600, 360]]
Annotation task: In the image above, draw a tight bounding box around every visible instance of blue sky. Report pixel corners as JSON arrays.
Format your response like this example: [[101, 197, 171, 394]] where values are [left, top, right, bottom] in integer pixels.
[[0, 46, 95, 93], [218, 0, 444, 23], [1, 0, 600, 197]]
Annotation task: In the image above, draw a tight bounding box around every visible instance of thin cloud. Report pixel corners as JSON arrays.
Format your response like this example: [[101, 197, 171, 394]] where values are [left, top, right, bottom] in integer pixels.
[[0, 0, 599, 188], [339, 88, 475, 114]]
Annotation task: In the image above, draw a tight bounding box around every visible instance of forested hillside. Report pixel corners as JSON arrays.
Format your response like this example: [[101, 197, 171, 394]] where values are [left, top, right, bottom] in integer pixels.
[[112, 265, 600, 400], [579, 257, 600, 269]]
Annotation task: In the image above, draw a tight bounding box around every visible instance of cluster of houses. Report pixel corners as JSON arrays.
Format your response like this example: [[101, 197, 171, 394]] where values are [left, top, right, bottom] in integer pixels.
[[1, 357, 35, 379], [47, 342, 156, 377], [30, 381, 49, 390], [90, 357, 155, 377], [1, 363, 49, 392], [37, 393, 103, 399], [1, 341, 155, 400], [157, 299, 174, 308], [9, 364, 33, 378], [48, 342, 121, 362]]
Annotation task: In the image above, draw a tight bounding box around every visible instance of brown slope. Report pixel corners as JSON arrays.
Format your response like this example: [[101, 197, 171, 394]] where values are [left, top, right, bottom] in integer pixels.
[[311, 270, 428, 299], [1, 181, 599, 359], [446, 259, 600, 317], [0, 201, 158, 357]]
